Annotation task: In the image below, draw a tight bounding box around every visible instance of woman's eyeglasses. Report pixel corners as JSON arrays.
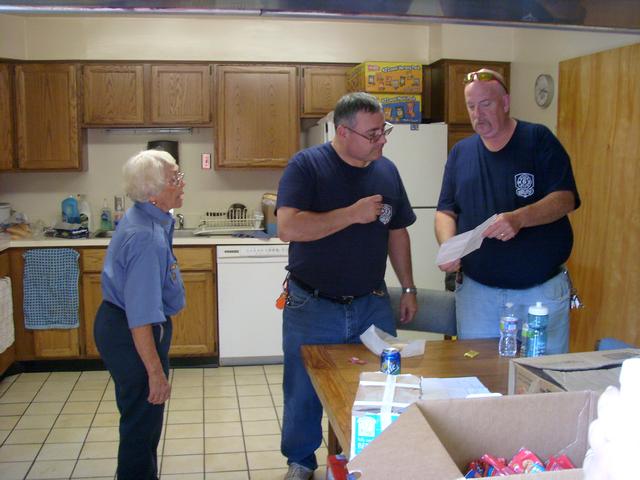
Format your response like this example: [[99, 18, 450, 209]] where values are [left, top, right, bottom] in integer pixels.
[[170, 171, 185, 186], [342, 121, 394, 144], [463, 70, 509, 94]]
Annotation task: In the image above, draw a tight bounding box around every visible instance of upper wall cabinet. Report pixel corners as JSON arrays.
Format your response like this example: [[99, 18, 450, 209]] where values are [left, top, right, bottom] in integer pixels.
[[215, 65, 299, 169], [426, 59, 510, 125], [301, 65, 350, 118], [0, 64, 14, 171], [82, 63, 212, 126], [83, 64, 145, 125], [15, 63, 83, 170]]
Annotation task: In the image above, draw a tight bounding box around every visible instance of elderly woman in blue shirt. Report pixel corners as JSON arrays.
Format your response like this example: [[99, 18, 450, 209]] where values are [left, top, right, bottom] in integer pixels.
[[94, 149, 186, 480]]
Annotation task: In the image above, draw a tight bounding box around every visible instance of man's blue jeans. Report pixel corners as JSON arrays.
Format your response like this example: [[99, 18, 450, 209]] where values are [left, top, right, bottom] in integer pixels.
[[280, 279, 396, 471], [455, 270, 571, 354]]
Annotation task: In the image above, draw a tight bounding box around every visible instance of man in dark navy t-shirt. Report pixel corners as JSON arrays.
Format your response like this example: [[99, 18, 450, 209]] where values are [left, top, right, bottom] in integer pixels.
[[436, 69, 580, 355], [276, 92, 417, 480]]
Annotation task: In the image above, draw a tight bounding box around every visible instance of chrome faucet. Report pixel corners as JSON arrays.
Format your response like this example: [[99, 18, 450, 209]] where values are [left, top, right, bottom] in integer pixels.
[[176, 213, 185, 230]]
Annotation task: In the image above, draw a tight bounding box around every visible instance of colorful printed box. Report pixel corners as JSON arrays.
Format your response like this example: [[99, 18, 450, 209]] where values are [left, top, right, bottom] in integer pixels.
[[347, 62, 423, 94], [372, 94, 422, 123]]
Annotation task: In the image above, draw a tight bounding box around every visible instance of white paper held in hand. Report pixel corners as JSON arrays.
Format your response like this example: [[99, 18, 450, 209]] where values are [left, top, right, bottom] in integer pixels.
[[435, 214, 498, 266]]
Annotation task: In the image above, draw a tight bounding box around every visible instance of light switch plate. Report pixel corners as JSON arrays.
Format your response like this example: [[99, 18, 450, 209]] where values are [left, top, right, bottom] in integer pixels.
[[201, 153, 211, 169]]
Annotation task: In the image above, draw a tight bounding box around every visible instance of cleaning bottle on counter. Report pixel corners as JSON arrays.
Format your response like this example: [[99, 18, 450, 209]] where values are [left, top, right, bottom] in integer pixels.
[[100, 198, 113, 231], [77, 194, 92, 232], [113, 195, 125, 228], [61, 195, 80, 224]]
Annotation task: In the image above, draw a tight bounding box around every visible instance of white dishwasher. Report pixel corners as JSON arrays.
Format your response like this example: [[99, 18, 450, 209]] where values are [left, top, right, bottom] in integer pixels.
[[216, 244, 288, 366]]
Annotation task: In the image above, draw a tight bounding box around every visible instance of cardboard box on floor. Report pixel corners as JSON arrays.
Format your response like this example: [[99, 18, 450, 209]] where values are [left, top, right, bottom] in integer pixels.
[[509, 348, 640, 395], [348, 390, 597, 479]]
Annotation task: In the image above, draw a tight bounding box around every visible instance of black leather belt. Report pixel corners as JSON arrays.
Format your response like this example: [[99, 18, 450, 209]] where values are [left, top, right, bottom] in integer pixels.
[[290, 275, 368, 305]]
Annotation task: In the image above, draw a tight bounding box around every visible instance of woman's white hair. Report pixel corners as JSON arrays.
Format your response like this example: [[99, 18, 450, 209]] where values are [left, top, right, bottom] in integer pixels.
[[123, 150, 177, 203]]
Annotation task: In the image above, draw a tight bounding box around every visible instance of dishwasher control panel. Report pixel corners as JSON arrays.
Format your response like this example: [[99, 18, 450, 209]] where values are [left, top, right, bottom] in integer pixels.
[[217, 244, 289, 259]]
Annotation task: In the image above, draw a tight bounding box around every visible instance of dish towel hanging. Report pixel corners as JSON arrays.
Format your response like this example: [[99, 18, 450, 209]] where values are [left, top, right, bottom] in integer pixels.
[[0, 276, 14, 353], [23, 248, 80, 329]]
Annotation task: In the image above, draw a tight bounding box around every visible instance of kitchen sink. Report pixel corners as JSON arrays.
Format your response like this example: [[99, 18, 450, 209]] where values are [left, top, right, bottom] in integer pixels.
[[92, 229, 197, 238]]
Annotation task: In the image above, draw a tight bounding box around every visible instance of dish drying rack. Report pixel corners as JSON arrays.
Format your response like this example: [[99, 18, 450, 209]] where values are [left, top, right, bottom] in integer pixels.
[[193, 209, 264, 236]]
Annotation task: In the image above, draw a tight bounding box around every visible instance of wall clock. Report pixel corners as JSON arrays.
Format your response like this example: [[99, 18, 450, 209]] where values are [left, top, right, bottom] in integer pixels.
[[534, 74, 554, 108]]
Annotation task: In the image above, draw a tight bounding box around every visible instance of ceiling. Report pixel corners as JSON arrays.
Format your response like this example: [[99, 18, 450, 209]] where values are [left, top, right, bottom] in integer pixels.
[[0, 0, 638, 33]]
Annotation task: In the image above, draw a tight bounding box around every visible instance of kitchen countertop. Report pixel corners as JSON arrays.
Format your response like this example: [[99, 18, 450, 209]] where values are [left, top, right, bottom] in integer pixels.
[[1, 234, 286, 251]]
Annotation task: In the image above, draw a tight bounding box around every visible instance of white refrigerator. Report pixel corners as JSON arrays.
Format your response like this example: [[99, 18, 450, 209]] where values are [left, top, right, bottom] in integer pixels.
[[306, 119, 448, 291]]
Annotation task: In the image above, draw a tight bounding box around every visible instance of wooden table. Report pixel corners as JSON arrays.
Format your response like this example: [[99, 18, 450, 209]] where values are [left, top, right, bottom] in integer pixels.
[[301, 339, 511, 456]]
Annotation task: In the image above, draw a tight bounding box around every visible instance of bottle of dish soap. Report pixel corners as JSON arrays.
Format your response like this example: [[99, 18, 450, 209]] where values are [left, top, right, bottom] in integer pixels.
[[100, 198, 113, 231], [61, 195, 80, 224]]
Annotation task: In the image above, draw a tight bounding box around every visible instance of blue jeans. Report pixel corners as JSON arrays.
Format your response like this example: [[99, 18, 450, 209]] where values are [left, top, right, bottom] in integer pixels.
[[455, 270, 570, 354], [281, 279, 396, 471]]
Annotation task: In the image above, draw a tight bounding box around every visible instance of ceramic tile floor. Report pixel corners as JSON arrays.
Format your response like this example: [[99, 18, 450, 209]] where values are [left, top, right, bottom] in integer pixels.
[[0, 365, 329, 480]]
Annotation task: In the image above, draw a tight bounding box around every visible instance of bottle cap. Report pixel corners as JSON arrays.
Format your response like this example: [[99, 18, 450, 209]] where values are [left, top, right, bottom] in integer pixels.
[[528, 301, 548, 316]]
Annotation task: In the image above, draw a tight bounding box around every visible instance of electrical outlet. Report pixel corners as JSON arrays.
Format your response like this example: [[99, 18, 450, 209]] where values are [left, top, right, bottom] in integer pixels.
[[201, 153, 211, 169]]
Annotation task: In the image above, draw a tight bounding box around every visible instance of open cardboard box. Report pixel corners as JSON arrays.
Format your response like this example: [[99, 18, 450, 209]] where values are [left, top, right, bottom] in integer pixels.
[[348, 390, 597, 479]]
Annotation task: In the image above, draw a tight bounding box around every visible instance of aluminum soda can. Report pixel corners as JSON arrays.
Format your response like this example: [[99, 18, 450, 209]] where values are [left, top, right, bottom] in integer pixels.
[[380, 347, 401, 375]]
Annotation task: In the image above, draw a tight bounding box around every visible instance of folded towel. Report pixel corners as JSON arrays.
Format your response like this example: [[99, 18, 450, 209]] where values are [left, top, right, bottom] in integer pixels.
[[231, 230, 272, 239], [0, 276, 13, 353], [23, 248, 80, 329]]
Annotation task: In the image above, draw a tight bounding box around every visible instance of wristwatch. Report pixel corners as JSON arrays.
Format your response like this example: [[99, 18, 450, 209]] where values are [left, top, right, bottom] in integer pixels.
[[401, 286, 417, 295]]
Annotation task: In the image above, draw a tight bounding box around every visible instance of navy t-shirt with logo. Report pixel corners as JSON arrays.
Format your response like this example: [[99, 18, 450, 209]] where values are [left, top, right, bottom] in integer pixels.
[[437, 121, 581, 289], [277, 142, 416, 297]]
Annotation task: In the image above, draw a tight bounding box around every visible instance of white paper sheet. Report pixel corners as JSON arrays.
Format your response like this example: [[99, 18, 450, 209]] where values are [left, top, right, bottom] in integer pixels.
[[360, 325, 425, 357], [420, 376, 494, 400], [435, 214, 497, 266]]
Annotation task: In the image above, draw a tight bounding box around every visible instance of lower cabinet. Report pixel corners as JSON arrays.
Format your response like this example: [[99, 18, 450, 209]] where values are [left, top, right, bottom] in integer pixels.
[[0, 251, 15, 374], [80, 246, 218, 359]]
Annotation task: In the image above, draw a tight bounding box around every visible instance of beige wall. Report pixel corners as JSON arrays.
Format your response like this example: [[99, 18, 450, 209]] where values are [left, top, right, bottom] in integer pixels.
[[0, 14, 638, 229]]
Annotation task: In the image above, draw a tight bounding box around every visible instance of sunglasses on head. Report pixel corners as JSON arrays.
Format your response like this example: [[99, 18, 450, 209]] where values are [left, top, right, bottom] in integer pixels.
[[463, 70, 509, 94]]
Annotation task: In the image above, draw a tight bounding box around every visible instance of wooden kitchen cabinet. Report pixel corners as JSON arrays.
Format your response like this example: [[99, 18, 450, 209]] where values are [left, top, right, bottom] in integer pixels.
[[0, 251, 15, 375], [9, 248, 80, 360], [150, 64, 211, 125], [301, 65, 351, 117], [80, 246, 217, 358], [426, 59, 510, 125], [82, 63, 212, 126], [0, 64, 14, 171], [15, 63, 83, 170], [215, 65, 299, 168], [83, 64, 145, 125]]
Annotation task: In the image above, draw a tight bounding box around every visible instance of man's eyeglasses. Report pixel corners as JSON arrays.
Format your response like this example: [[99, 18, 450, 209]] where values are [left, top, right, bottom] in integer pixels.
[[463, 70, 509, 94], [342, 121, 394, 144], [170, 171, 185, 186]]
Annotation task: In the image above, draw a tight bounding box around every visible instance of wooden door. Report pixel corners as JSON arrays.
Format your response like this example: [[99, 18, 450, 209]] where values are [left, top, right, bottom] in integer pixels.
[[150, 64, 211, 125], [301, 66, 350, 117], [15, 63, 82, 170], [83, 64, 144, 125], [446, 124, 475, 152], [170, 271, 216, 356], [215, 65, 299, 168], [445, 61, 510, 124], [33, 329, 80, 358], [0, 64, 14, 170], [559, 43, 640, 351], [82, 273, 102, 358]]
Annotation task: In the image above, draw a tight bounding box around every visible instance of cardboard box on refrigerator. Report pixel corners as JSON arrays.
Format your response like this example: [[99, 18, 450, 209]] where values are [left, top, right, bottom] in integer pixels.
[[509, 348, 640, 395], [348, 390, 597, 479], [347, 61, 423, 94], [373, 93, 421, 123]]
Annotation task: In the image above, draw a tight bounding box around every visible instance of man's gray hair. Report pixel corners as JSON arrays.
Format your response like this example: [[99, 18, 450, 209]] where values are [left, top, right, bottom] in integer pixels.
[[123, 149, 177, 203], [333, 92, 383, 128]]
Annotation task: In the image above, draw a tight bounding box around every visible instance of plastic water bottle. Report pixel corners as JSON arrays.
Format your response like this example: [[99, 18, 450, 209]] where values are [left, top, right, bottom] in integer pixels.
[[498, 302, 518, 357], [521, 302, 549, 357]]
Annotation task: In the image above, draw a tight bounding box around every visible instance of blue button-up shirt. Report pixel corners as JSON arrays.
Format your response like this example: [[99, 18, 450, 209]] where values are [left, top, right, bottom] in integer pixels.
[[101, 202, 186, 328]]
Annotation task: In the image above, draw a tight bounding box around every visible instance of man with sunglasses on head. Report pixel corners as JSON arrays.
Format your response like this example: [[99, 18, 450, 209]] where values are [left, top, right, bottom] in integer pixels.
[[276, 92, 418, 480], [436, 68, 580, 355]]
